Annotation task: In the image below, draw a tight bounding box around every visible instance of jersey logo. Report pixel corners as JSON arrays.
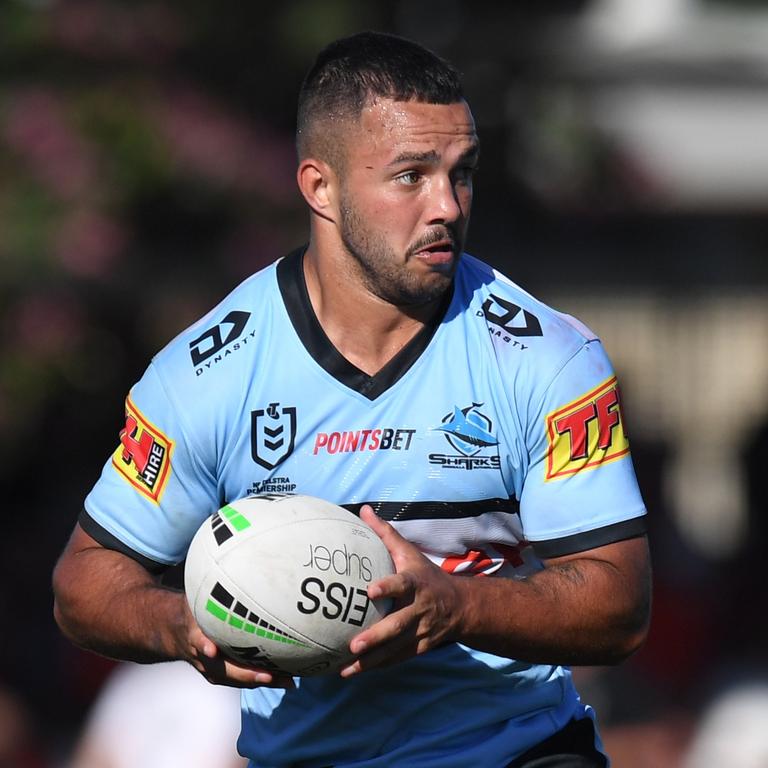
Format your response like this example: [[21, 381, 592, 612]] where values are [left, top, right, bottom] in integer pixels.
[[439, 542, 528, 576], [436, 403, 499, 456], [545, 376, 629, 481], [429, 403, 501, 470], [112, 396, 173, 503], [189, 310, 257, 377], [189, 310, 250, 366], [312, 427, 416, 455], [481, 294, 542, 337], [251, 403, 297, 469]]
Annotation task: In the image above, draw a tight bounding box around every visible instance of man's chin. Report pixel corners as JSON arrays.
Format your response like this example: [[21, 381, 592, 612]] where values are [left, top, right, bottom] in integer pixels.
[[394, 271, 454, 308]]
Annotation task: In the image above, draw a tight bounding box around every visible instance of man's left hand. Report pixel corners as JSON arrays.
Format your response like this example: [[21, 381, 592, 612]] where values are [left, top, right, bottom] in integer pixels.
[[340, 504, 464, 677]]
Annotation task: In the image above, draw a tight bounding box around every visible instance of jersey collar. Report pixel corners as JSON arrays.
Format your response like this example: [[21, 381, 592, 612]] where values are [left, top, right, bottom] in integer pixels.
[[277, 246, 453, 400]]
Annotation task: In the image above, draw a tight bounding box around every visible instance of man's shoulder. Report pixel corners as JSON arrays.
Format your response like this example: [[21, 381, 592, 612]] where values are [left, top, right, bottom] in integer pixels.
[[456, 253, 599, 348], [152, 257, 283, 381]]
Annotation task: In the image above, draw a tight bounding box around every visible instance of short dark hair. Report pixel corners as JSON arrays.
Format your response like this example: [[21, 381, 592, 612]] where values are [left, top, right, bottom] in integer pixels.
[[296, 31, 464, 165]]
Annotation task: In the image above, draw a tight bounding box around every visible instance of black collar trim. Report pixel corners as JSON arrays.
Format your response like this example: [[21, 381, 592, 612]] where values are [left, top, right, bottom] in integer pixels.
[[277, 247, 452, 400]]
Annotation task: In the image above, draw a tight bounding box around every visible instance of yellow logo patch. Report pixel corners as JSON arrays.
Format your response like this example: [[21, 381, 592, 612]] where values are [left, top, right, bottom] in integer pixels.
[[111, 396, 174, 503], [545, 376, 629, 481]]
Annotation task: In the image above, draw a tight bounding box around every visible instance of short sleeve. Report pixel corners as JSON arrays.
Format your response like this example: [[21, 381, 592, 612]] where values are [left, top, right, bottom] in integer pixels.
[[519, 341, 647, 558], [82, 362, 220, 568]]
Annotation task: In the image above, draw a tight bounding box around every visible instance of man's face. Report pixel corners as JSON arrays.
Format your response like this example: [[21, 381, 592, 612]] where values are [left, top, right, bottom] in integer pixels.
[[335, 98, 479, 307]]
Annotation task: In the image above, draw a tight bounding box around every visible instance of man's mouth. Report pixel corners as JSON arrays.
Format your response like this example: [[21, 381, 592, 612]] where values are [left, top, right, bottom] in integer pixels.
[[412, 238, 457, 266]]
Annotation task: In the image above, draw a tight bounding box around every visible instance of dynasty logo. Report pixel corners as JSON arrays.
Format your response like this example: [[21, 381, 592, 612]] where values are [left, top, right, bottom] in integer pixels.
[[189, 310, 254, 376], [478, 293, 542, 349], [429, 403, 501, 470], [112, 397, 173, 503], [545, 376, 629, 481]]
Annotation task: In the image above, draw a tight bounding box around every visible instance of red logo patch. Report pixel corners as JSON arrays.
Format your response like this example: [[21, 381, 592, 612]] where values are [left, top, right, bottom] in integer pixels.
[[545, 376, 630, 481], [111, 396, 173, 503]]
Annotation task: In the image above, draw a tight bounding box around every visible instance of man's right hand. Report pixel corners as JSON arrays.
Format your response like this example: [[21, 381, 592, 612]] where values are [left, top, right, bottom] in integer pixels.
[[184, 607, 296, 689], [54, 523, 295, 689]]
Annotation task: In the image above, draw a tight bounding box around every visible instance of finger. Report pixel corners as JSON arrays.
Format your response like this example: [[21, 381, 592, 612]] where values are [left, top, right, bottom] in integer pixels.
[[197, 653, 296, 689], [359, 505, 398, 540], [188, 619, 221, 660], [367, 569, 413, 602], [342, 628, 420, 678], [360, 507, 418, 565], [190, 635, 296, 689], [223, 659, 295, 689], [349, 592, 416, 654], [199, 636, 218, 658]]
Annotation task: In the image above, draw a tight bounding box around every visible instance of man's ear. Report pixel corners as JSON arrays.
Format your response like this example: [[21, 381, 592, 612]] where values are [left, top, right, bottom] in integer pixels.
[[297, 158, 337, 221]]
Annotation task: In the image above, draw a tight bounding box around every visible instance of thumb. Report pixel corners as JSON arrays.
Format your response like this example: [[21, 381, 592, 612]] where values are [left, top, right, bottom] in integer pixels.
[[359, 504, 412, 558], [359, 504, 396, 539]]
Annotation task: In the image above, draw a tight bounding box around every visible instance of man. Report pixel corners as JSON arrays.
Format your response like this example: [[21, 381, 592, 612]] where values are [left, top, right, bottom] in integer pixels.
[[53, 31, 651, 767]]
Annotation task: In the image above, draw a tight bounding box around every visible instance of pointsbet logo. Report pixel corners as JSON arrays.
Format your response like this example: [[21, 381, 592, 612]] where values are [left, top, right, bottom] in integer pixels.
[[312, 427, 415, 455], [112, 397, 173, 503], [545, 376, 629, 481]]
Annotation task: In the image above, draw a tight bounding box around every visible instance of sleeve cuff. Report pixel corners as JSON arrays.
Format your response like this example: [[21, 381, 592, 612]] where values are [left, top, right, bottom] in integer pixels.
[[531, 515, 647, 559], [78, 509, 171, 574]]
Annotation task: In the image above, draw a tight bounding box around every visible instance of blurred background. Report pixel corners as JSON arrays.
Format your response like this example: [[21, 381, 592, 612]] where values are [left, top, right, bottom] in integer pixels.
[[1, 0, 767, 766]]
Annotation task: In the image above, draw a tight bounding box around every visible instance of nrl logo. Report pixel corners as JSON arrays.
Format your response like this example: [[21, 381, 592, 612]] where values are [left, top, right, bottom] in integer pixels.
[[251, 403, 297, 470], [435, 403, 498, 457]]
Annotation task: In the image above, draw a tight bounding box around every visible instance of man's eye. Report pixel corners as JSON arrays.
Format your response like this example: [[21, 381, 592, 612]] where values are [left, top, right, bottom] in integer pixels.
[[395, 171, 421, 185]]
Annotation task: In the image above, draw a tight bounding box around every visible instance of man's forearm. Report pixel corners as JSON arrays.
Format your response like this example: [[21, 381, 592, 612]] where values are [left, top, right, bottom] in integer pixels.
[[452, 540, 650, 665], [53, 537, 189, 664], [342, 511, 652, 677], [454, 536, 651, 666]]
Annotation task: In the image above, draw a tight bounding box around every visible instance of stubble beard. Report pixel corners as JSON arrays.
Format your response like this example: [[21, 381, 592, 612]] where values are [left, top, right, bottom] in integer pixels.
[[338, 193, 462, 308]]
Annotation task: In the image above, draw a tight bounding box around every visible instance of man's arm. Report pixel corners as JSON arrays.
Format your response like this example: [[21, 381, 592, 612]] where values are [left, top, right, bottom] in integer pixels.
[[52, 523, 293, 688], [340, 506, 651, 675]]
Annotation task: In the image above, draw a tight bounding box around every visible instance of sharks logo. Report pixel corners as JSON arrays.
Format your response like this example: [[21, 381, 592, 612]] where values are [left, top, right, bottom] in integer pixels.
[[436, 403, 499, 457], [430, 403, 501, 470]]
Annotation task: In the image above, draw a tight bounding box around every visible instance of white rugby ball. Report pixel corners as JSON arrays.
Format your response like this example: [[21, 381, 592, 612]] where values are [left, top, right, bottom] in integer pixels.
[[184, 494, 394, 676]]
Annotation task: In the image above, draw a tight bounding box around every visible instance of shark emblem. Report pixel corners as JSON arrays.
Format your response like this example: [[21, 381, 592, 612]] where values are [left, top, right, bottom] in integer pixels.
[[435, 403, 499, 457]]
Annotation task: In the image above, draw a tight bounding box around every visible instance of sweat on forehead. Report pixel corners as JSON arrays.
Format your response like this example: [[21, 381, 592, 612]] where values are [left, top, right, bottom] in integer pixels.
[[298, 98, 473, 174]]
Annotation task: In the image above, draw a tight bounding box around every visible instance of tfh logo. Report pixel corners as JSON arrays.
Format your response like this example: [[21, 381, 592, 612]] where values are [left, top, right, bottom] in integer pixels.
[[545, 377, 630, 481]]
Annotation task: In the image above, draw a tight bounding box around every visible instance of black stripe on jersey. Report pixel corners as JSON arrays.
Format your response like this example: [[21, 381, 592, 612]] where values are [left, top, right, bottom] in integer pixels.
[[341, 497, 520, 522], [78, 509, 170, 574], [531, 516, 648, 559], [277, 247, 454, 400]]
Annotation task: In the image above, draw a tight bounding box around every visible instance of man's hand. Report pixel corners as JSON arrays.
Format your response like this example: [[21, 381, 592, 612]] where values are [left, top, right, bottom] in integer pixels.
[[53, 523, 296, 689], [182, 603, 296, 689], [340, 505, 464, 677], [339, 505, 651, 676]]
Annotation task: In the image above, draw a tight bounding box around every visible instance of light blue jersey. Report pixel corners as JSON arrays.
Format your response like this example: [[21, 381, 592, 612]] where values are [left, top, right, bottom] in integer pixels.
[[83, 248, 646, 767]]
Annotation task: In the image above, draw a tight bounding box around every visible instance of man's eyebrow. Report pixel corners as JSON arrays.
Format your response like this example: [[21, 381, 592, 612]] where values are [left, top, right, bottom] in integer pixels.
[[387, 150, 440, 167], [386, 142, 481, 168]]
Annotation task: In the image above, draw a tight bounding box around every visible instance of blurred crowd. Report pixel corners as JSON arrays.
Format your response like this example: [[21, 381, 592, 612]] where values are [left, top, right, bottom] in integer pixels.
[[2, 2, 767, 767]]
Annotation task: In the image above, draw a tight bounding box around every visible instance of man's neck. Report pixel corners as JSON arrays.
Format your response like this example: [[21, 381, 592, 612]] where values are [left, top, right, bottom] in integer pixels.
[[302, 247, 448, 377]]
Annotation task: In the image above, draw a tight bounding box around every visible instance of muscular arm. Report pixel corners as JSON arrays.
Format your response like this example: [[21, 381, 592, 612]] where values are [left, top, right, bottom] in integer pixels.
[[341, 507, 651, 675], [52, 524, 292, 687], [454, 535, 650, 665]]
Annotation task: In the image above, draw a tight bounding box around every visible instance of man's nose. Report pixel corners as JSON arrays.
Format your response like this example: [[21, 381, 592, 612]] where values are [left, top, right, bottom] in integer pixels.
[[426, 176, 463, 224]]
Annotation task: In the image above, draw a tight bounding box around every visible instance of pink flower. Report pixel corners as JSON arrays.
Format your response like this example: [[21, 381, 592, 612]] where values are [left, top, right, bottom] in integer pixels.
[[4, 88, 98, 201]]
